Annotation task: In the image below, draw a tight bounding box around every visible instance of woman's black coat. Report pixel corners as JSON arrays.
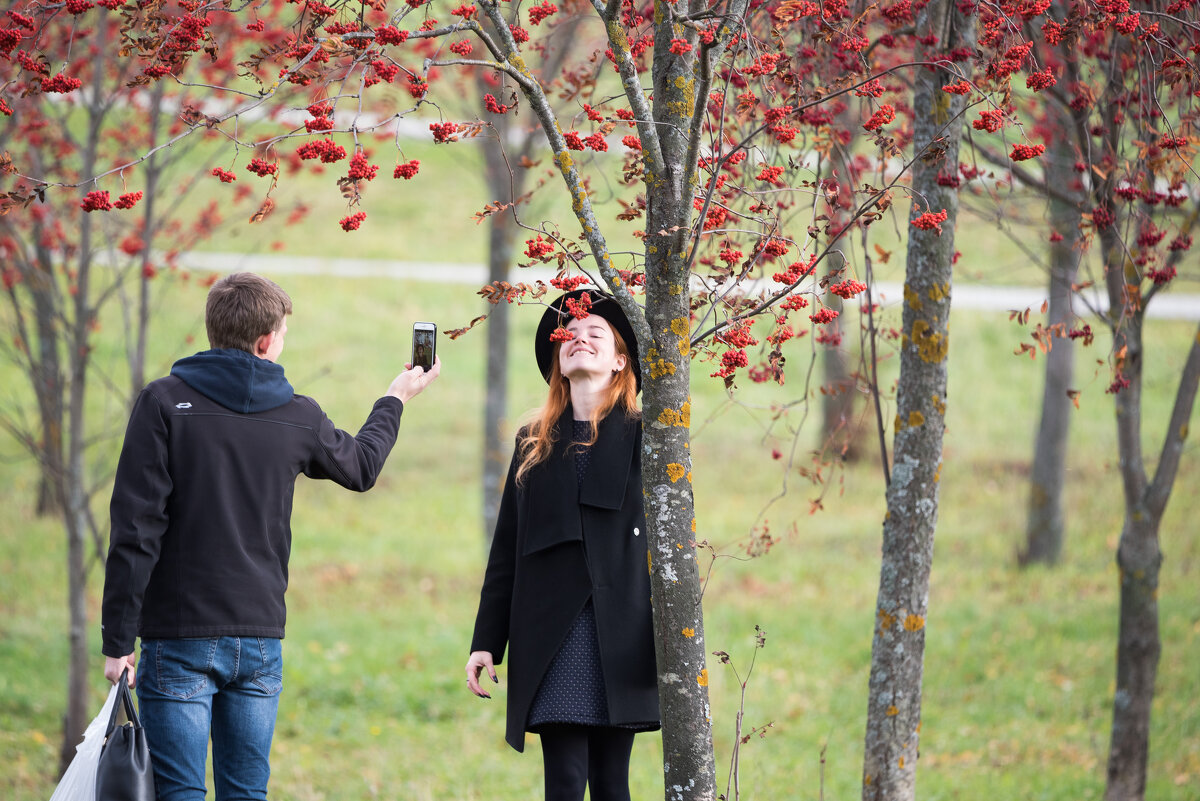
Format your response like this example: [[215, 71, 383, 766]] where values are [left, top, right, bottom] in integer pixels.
[[470, 408, 660, 751]]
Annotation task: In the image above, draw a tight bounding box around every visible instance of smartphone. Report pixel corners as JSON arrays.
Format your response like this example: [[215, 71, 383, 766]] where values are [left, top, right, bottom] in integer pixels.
[[411, 322, 437, 372]]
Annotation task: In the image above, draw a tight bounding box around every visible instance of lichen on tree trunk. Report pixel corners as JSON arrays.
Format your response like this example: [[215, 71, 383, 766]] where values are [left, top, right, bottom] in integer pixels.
[[861, 0, 974, 797]]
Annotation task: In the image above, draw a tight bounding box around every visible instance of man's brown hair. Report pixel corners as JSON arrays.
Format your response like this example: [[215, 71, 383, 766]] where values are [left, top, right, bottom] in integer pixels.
[[205, 272, 293, 352]]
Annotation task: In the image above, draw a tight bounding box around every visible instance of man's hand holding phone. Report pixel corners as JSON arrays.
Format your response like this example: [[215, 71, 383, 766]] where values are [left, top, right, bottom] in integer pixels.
[[388, 355, 441, 403]]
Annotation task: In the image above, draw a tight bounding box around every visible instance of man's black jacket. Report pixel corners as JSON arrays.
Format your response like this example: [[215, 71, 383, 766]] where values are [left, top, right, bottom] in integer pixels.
[[101, 348, 403, 657]]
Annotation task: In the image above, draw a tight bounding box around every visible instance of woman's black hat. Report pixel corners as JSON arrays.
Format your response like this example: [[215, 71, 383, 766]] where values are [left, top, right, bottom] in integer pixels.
[[535, 288, 641, 390]]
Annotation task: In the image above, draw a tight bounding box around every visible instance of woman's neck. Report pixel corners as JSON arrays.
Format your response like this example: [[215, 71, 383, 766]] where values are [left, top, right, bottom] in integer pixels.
[[568, 377, 610, 421]]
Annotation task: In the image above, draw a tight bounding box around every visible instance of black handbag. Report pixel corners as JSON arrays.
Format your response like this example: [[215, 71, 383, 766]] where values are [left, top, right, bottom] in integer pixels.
[[95, 669, 155, 801]]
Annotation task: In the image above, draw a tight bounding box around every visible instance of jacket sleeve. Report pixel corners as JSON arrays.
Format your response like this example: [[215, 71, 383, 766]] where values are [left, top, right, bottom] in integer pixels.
[[303, 396, 404, 491], [469, 448, 520, 663], [102, 388, 173, 657]]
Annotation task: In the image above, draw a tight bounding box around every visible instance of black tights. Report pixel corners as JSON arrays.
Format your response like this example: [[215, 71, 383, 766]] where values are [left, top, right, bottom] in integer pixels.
[[538, 725, 636, 801]]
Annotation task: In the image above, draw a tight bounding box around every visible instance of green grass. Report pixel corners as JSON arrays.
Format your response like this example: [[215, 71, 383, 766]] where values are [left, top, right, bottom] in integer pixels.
[[2, 275, 1198, 801]]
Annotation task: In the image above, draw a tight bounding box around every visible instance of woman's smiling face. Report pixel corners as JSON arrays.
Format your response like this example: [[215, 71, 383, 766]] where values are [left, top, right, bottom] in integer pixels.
[[558, 315, 627, 383]]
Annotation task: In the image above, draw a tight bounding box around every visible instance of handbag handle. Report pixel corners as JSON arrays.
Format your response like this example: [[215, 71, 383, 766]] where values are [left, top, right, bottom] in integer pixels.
[[105, 668, 141, 739]]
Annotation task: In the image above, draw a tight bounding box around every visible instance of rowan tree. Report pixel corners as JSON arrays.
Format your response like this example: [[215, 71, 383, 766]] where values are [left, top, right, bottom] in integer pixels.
[[0, 0, 292, 769]]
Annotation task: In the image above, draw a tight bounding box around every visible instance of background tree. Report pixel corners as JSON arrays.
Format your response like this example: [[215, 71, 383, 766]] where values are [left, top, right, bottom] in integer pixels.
[[0, 2, 278, 767], [972, 3, 1197, 795]]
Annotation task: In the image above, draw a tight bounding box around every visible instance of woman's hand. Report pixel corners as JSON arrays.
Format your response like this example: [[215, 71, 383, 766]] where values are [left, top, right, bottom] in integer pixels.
[[465, 650, 497, 698]]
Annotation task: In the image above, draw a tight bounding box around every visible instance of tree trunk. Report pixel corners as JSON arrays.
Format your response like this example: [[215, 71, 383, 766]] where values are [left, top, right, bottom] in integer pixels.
[[480, 127, 516, 544], [1101, 299, 1159, 801], [861, 0, 973, 797], [1020, 135, 1080, 566], [820, 294, 862, 461], [638, 15, 717, 800], [31, 243, 64, 517], [1105, 509, 1161, 801], [59, 20, 105, 767], [60, 478, 91, 774]]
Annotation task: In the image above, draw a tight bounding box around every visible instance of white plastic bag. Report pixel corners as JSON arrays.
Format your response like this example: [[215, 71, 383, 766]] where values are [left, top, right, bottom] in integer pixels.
[[48, 682, 120, 801]]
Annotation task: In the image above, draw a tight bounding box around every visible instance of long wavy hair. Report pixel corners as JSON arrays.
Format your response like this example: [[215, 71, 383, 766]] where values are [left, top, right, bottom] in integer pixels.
[[515, 323, 639, 486]]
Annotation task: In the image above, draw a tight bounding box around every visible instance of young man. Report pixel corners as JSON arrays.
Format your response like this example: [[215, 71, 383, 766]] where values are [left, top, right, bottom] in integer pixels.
[[100, 272, 440, 801]]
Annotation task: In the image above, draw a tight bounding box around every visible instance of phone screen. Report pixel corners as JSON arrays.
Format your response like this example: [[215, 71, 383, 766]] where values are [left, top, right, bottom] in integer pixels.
[[412, 324, 436, 372]]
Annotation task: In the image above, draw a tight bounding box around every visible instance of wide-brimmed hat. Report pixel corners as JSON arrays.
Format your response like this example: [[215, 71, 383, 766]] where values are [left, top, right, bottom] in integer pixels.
[[535, 288, 641, 390]]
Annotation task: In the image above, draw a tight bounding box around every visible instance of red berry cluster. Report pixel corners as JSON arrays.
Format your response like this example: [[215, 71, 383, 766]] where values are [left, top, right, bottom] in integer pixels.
[[524, 235, 555, 261], [1010, 143, 1045, 161], [509, 24, 530, 43], [760, 239, 790, 259], [305, 103, 334, 133], [550, 275, 590, 291], [347, 152, 378, 181], [449, 40, 473, 56], [719, 247, 743, 267], [484, 94, 509, 114], [710, 349, 748, 379], [296, 138, 347, 163], [429, 122, 461, 143], [246, 158, 278, 177], [669, 38, 693, 54], [80, 191, 112, 212], [340, 212, 367, 231], [1146, 266, 1176, 285], [772, 255, 817, 285], [528, 1, 558, 25], [911, 209, 949, 234], [1025, 68, 1055, 92], [941, 80, 972, 95], [211, 167, 237, 183], [371, 59, 400, 83], [621, 135, 641, 149], [549, 327, 574, 343], [829, 279, 867, 299], [42, 73, 82, 93], [809, 307, 839, 325], [393, 160, 420, 179], [780, 294, 809, 310], [408, 75, 429, 99], [715, 320, 757, 349], [114, 191, 143, 209], [1114, 11, 1140, 33], [973, 108, 1006, 132], [756, 165, 784, 184], [564, 294, 592, 319], [862, 104, 896, 132], [450, 3, 477, 19], [374, 25, 409, 45], [65, 0, 93, 14]]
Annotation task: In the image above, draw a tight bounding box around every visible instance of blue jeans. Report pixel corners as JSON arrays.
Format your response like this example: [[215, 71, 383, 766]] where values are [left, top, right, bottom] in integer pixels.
[[137, 637, 283, 801]]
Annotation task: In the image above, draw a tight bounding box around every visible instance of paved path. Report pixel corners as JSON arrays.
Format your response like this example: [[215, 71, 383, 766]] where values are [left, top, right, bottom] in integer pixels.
[[180, 251, 1200, 321]]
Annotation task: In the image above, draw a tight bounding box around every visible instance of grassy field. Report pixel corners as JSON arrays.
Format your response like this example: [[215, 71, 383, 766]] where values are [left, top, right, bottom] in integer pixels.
[[1, 266, 1198, 801]]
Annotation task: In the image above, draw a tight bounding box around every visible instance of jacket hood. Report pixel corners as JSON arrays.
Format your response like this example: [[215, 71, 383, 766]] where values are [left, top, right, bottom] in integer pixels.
[[170, 348, 294, 413]]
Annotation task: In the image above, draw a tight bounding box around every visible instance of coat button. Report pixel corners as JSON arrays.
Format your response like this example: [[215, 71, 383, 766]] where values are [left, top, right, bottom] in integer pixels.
[[633, 527, 640, 536]]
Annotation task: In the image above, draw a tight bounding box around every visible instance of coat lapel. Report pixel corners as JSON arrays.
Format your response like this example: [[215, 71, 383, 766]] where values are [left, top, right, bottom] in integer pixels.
[[520, 410, 582, 555], [519, 408, 639, 554], [579, 411, 638, 510]]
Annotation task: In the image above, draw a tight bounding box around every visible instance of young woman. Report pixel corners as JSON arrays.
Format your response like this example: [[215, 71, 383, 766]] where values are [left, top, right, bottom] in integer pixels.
[[465, 289, 659, 801]]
